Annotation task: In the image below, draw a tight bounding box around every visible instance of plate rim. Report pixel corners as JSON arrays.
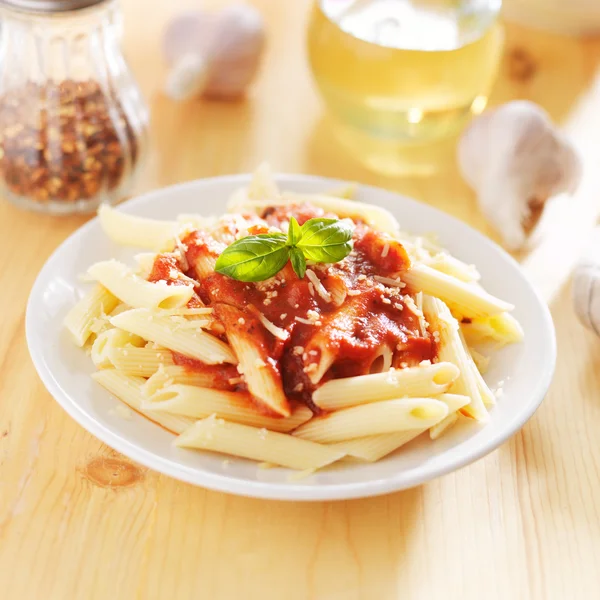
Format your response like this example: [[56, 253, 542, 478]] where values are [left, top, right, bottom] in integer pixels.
[[26, 173, 557, 501]]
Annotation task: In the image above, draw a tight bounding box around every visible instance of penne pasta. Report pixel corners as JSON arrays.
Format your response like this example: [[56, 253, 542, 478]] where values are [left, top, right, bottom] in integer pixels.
[[468, 347, 490, 374], [143, 364, 237, 394], [422, 295, 488, 421], [214, 304, 290, 417], [330, 430, 425, 462], [146, 384, 312, 432], [292, 398, 449, 443], [91, 328, 145, 368], [92, 369, 194, 434], [109, 346, 174, 376], [461, 312, 524, 346], [331, 393, 469, 458], [111, 308, 237, 365], [428, 392, 471, 439], [282, 192, 400, 235], [312, 362, 459, 410], [429, 412, 459, 440], [88, 260, 194, 310], [402, 264, 513, 319], [64, 284, 120, 346], [98, 204, 178, 250], [426, 253, 480, 282], [175, 415, 345, 471], [134, 252, 158, 278], [247, 161, 280, 201], [64, 167, 523, 472]]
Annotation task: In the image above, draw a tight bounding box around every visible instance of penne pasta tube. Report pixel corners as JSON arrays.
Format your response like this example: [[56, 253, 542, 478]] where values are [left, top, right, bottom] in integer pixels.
[[292, 397, 449, 443], [402, 264, 513, 319], [134, 252, 158, 278], [91, 328, 145, 368], [330, 429, 424, 462], [429, 412, 459, 440], [111, 308, 237, 365], [461, 312, 524, 346], [428, 393, 471, 439], [146, 384, 313, 432], [143, 364, 238, 395], [468, 347, 490, 374], [92, 370, 194, 434], [426, 253, 480, 282], [64, 284, 120, 346], [422, 296, 488, 421], [247, 161, 280, 201], [109, 346, 174, 376], [282, 192, 400, 235], [312, 362, 459, 410], [88, 260, 194, 310], [98, 204, 178, 250], [175, 415, 345, 471], [214, 304, 290, 417], [436, 393, 471, 413], [331, 393, 469, 458]]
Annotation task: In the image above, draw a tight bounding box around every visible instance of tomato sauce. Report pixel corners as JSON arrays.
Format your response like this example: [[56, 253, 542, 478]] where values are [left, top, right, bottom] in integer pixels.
[[147, 203, 437, 413], [180, 204, 434, 410]]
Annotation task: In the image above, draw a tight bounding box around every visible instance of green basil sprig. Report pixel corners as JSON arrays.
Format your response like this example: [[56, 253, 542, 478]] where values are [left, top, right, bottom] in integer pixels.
[[214, 217, 354, 282]]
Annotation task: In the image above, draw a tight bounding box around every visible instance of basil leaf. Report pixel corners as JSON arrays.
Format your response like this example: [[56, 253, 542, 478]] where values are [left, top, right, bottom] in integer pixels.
[[287, 216, 302, 246], [297, 218, 354, 263], [214, 233, 289, 282], [289, 247, 306, 279]]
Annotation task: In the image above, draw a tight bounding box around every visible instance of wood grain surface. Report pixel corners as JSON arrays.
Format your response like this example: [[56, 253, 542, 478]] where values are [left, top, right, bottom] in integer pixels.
[[2, 1, 600, 598]]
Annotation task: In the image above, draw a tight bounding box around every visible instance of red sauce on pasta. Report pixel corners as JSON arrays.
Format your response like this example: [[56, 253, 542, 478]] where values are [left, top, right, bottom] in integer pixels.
[[163, 203, 437, 413]]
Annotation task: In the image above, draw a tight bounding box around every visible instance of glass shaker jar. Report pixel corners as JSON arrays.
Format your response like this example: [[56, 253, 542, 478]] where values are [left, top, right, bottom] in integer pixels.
[[0, 0, 149, 214]]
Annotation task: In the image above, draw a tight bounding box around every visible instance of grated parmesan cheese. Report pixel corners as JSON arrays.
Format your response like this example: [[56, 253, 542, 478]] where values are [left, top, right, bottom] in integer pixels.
[[374, 275, 406, 288], [295, 316, 316, 325], [306, 269, 332, 303], [256, 311, 289, 341], [381, 242, 390, 258]]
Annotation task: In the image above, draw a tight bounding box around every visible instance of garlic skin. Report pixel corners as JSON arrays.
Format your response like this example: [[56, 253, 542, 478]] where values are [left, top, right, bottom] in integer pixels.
[[458, 101, 582, 251], [163, 4, 265, 101], [573, 228, 600, 334]]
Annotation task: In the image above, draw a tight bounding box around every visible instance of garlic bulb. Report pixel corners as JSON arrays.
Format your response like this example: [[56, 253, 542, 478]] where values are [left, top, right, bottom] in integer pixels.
[[163, 4, 265, 101], [458, 101, 582, 251], [573, 228, 600, 334]]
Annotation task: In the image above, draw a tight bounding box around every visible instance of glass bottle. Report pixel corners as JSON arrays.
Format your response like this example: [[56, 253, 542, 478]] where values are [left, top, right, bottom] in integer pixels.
[[307, 0, 504, 176], [0, 0, 149, 214]]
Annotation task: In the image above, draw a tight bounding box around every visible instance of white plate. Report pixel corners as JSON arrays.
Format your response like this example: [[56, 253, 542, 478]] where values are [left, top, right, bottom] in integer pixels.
[[26, 174, 556, 501]]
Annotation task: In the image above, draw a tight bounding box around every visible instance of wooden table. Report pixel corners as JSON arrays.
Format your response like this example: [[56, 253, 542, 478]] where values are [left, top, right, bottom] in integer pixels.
[[2, 1, 600, 598]]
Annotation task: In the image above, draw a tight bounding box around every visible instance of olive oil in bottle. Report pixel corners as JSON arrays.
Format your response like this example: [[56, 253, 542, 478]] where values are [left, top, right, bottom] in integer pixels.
[[307, 0, 503, 175]]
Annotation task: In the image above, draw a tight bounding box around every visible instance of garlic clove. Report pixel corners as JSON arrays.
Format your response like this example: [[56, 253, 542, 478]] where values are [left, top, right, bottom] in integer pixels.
[[164, 54, 209, 102], [162, 4, 265, 101], [203, 4, 266, 99], [573, 228, 600, 335], [458, 101, 582, 251], [162, 11, 214, 66]]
